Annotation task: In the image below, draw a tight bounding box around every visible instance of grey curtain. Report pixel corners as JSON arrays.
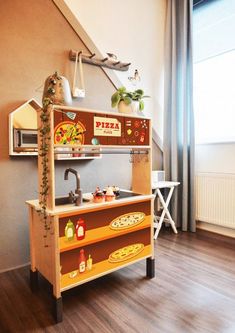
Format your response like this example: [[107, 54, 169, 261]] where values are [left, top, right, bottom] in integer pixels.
[[163, 0, 195, 232]]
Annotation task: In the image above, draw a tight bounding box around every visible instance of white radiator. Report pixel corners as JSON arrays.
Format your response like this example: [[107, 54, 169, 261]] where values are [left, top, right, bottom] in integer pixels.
[[195, 173, 235, 229]]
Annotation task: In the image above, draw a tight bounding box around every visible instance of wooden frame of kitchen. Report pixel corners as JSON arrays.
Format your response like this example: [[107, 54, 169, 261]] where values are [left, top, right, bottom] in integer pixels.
[[26, 105, 155, 323]]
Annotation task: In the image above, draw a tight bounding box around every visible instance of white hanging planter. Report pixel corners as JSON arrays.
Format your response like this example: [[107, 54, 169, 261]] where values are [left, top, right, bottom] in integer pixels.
[[130, 100, 140, 114], [118, 100, 140, 114]]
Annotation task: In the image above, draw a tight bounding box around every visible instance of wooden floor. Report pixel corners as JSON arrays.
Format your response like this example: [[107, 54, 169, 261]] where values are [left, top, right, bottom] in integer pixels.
[[0, 229, 235, 333]]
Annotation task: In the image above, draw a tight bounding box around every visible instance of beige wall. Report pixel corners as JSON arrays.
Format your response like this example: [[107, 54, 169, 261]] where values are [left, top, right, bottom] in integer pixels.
[[0, 0, 132, 272]]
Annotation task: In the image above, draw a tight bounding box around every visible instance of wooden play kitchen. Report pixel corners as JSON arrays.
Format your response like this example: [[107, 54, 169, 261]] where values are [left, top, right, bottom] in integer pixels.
[[26, 104, 155, 322]]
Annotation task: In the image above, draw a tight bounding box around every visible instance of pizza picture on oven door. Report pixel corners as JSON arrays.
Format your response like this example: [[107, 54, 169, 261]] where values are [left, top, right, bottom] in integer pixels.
[[109, 212, 145, 230], [108, 243, 144, 263]]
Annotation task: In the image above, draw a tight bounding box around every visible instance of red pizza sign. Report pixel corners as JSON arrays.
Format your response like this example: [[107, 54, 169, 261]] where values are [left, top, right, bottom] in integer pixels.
[[94, 116, 121, 137]]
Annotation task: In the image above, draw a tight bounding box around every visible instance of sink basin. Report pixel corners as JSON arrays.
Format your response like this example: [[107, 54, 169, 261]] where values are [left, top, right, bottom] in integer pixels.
[[55, 196, 90, 206], [54, 191, 141, 206]]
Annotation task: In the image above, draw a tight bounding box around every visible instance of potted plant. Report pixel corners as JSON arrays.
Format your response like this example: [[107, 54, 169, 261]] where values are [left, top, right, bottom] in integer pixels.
[[111, 86, 149, 114]]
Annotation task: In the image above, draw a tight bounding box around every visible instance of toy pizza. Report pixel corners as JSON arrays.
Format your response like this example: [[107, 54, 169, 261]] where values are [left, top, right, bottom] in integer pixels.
[[109, 212, 145, 230], [108, 243, 144, 263]]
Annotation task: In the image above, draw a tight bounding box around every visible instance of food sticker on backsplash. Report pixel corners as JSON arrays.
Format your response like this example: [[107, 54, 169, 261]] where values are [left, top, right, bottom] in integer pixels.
[[54, 121, 86, 145], [87, 254, 93, 271], [65, 220, 75, 241], [78, 249, 86, 273], [109, 212, 145, 230], [69, 270, 78, 279], [108, 243, 144, 263], [94, 116, 121, 137]]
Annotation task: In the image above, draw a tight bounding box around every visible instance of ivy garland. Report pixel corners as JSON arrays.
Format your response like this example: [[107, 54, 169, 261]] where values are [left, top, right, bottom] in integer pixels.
[[39, 98, 52, 243], [38, 72, 64, 244]]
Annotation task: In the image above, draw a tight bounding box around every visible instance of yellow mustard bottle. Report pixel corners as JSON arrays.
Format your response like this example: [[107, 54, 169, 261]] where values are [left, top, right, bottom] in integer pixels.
[[87, 254, 93, 271], [65, 219, 75, 241]]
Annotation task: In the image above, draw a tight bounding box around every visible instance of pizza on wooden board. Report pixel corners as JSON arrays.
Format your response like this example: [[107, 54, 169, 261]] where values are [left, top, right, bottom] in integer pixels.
[[108, 243, 144, 263], [109, 212, 145, 230]]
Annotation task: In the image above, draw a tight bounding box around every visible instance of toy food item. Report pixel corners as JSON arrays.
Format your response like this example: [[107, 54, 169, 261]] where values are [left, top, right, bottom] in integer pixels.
[[93, 187, 105, 203], [105, 186, 115, 202], [103, 185, 120, 196], [112, 186, 120, 195]]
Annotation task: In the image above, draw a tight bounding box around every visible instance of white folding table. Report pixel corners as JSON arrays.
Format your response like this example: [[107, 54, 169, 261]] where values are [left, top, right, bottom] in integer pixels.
[[152, 181, 180, 239]]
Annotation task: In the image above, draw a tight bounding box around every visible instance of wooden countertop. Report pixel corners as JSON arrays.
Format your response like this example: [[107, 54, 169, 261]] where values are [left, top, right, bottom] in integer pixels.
[[26, 191, 154, 216]]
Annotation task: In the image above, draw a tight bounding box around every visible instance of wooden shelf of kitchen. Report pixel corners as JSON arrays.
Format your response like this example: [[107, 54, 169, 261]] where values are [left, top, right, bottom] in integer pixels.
[[60, 245, 152, 291], [53, 144, 151, 149], [54, 155, 101, 160], [59, 216, 151, 253]]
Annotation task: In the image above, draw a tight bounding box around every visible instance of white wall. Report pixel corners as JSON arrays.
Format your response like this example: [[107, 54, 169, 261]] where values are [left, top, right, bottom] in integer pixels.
[[64, 0, 166, 139], [195, 144, 235, 174]]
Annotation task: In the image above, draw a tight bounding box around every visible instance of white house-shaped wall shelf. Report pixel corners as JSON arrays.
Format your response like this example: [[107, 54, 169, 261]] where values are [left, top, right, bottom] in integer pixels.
[[9, 99, 41, 156]]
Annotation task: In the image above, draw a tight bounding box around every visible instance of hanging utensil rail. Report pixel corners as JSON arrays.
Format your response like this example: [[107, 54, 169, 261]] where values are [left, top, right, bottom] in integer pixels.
[[54, 149, 149, 155]]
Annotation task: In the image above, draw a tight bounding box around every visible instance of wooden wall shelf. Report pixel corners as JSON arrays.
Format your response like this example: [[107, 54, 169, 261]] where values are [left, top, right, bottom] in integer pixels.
[[69, 49, 131, 72]]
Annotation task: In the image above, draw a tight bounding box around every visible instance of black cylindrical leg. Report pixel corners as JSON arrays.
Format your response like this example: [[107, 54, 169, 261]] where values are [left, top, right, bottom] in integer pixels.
[[146, 257, 155, 278], [53, 296, 63, 323], [30, 269, 39, 291]]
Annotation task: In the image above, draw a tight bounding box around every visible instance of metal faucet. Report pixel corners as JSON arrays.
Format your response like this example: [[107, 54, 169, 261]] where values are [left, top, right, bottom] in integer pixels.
[[64, 168, 82, 206]]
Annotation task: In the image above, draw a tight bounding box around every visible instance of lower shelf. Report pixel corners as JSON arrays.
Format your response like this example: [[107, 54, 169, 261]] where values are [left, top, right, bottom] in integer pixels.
[[60, 244, 152, 292]]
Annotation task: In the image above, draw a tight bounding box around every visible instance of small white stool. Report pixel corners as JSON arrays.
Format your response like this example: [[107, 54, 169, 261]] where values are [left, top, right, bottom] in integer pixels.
[[152, 181, 180, 239]]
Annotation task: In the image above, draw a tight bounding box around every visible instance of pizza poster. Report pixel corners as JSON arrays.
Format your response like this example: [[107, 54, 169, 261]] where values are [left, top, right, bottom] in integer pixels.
[[53, 109, 150, 146]]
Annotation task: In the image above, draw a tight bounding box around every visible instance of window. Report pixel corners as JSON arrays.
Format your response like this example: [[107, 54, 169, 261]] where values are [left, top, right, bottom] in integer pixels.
[[193, 0, 235, 144]]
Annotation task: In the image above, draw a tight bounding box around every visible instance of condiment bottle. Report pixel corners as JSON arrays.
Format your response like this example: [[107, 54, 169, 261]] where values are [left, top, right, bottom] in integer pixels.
[[75, 218, 86, 240], [87, 254, 93, 271], [65, 220, 75, 241], [78, 249, 86, 273]]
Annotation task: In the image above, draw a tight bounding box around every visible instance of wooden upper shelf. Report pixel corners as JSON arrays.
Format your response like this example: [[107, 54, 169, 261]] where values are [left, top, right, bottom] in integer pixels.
[[53, 106, 151, 147]]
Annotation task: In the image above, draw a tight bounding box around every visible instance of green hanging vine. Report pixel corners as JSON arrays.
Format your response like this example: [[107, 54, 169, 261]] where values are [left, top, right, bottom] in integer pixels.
[[39, 97, 52, 240], [38, 71, 64, 244]]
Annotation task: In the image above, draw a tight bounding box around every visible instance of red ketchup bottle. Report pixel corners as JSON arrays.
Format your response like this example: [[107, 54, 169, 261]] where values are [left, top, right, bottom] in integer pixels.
[[76, 218, 86, 240], [78, 249, 86, 273]]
